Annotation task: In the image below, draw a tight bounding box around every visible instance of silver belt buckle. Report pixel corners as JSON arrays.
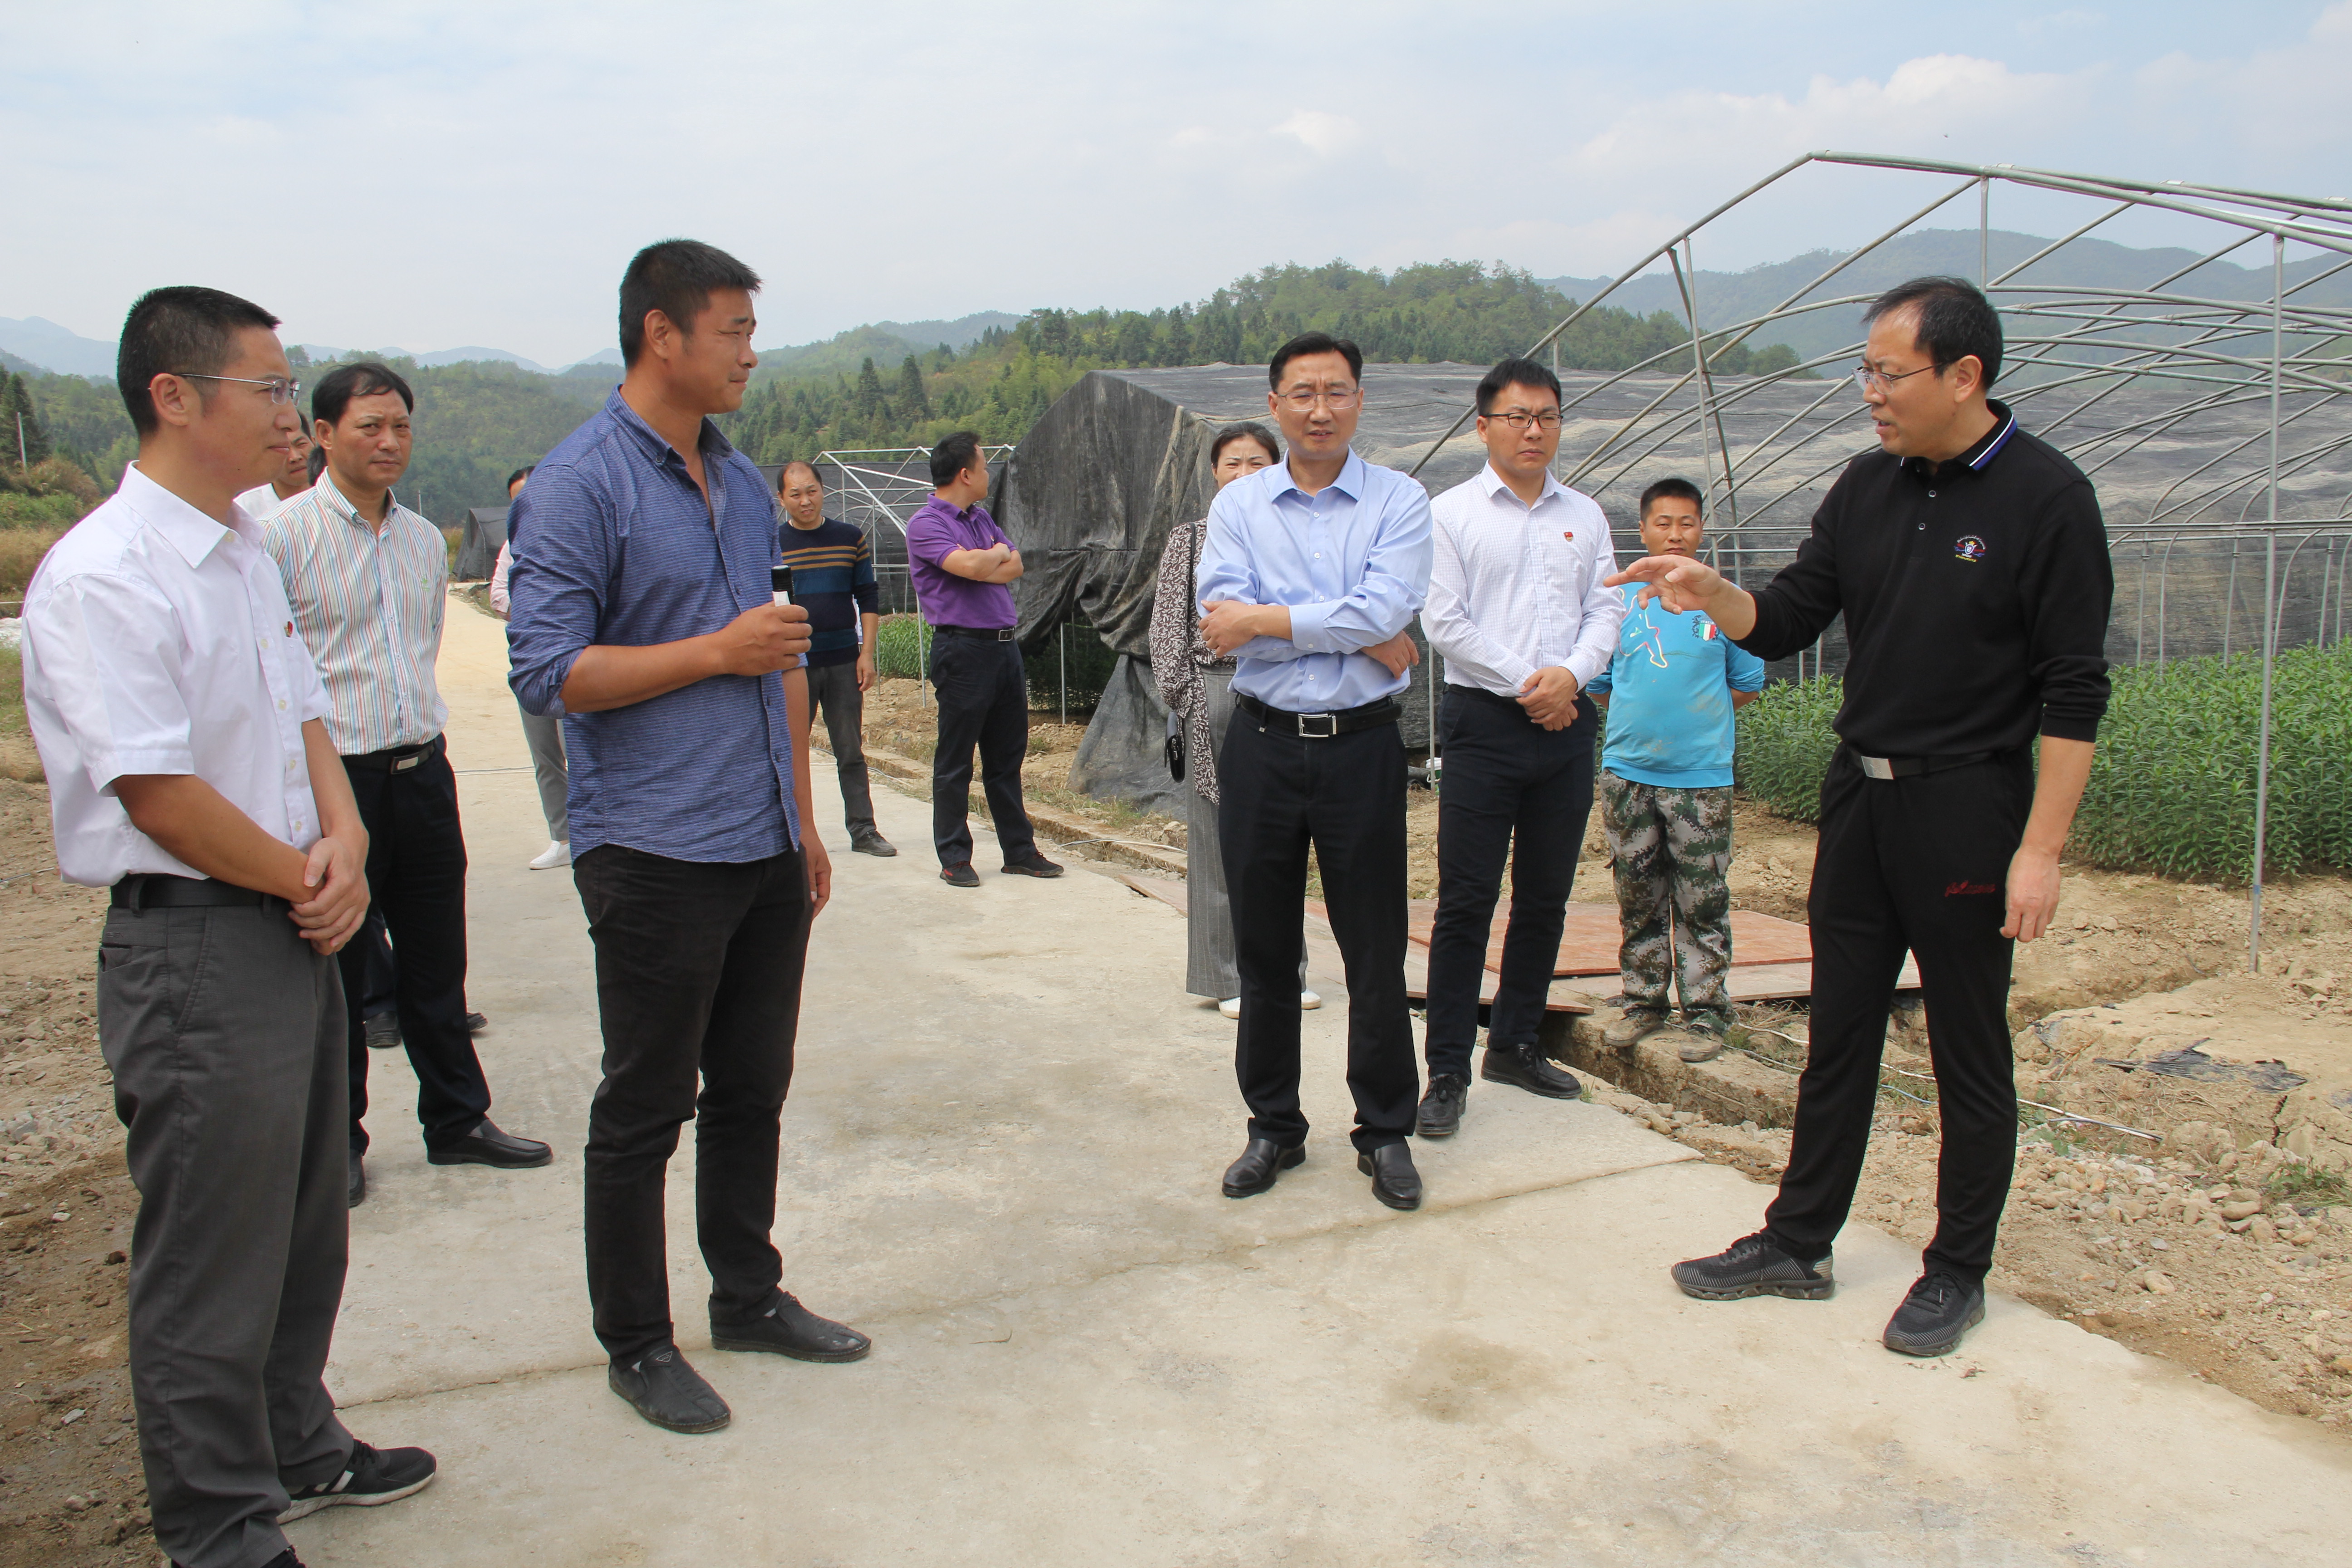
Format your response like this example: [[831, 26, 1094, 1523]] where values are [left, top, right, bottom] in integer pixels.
[[1857, 753, 1894, 781], [391, 751, 424, 773], [1298, 712, 1337, 739]]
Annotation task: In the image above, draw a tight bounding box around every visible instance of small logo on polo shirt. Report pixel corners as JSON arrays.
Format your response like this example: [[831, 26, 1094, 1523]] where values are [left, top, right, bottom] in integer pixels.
[[1954, 535, 1988, 563], [1694, 619, 1718, 641]]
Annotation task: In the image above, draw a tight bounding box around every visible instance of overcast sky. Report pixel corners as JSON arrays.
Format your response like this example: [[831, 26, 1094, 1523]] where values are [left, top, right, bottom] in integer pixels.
[[5, 1, 2348, 365]]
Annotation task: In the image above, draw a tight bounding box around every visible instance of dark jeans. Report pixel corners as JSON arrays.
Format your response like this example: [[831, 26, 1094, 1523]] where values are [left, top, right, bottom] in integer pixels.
[[806, 657, 877, 837], [98, 902, 353, 1568], [928, 632, 1035, 867], [1764, 748, 2031, 1284], [340, 740, 491, 1152], [1218, 708, 1417, 1153], [572, 843, 811, 1362], [1425, 686, 1597, 1078]]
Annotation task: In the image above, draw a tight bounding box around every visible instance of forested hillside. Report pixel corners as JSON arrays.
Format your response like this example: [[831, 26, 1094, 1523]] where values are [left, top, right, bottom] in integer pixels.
[[9, 259, 1798, 525]]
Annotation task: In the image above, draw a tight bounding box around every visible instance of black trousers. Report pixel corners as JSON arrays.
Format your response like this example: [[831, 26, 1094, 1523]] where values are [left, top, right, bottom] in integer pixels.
[[928, 633, 1036, 867], [1764, 748, 2031, 1283], [806, 657, 878, 836], [339, 740, 491, 1153], [99, 902, 352, 1568], [1425, 686, 1598, 1078], [573, 843, 810, 1362], [1218, 710, 1416, 1153]]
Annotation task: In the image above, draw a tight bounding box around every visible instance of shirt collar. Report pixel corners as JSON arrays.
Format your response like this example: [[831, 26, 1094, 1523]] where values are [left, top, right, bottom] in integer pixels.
[[604, 387, 735, 471], [1267, 449, 1367, 504], [1906, 398, 2018, 480], [118, 462, 242, 568], [1472, 462, 1566, 507], [309, 468, 405, 531]]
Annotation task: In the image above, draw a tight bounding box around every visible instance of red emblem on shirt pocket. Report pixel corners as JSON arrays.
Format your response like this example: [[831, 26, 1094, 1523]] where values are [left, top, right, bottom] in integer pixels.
[[1562, 530, 1575, 542], [284, 622, 294, 637]]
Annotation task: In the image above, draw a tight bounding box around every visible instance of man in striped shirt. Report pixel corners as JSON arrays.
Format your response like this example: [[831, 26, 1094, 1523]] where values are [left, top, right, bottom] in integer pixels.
[[264, 362, 551, 1205], [1415, 357, 1624, 1138], [774, 461, 892, 856]]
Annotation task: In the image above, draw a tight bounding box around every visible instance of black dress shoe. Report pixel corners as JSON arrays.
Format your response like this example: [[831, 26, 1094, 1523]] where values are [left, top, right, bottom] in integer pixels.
[[463, 1011, 489, 1034], [1416, 1073, 1468, 1138], [941, 863, 980, 888], [348, 1151, 366, 1208], [363, 1011, 400, 1050], [1480, 1040, 1583, 1100], [609, 1344, 730, 1433], [1001, 853, 1064, 878], [426, 1119, 554, 1168], [1358, 1143, 1422, 1210], [1221, 1137, 1305, 1198], [711, 1292, 872, 1362]]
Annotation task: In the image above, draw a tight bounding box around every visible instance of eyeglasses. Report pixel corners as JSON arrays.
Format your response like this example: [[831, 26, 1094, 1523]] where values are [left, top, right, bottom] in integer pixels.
[[1851, 363, 1936, 397], [1484, 409, 1563, 431], [1277, 387, 1360, 411], [171, 372, 304, 405]]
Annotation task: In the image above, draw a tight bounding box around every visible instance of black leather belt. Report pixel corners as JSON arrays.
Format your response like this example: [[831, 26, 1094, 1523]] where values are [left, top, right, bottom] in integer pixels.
[[1846, 745, 2000, 780], [344, 735, 445, 773], [112, 874, 266, 911], [931, 624, 1018, 642], [1236, 692, 1400, 739]]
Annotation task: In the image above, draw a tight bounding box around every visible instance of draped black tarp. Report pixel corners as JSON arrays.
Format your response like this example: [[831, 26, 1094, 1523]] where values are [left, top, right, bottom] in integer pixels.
[[454, 505, 509, 580]]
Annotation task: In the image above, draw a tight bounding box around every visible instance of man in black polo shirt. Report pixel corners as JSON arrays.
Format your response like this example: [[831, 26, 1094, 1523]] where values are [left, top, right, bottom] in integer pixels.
[[1609, 276, 2111, 1357]]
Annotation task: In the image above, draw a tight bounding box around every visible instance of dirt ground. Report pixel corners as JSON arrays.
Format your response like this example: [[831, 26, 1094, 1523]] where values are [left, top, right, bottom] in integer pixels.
[[0, 776, 150, 1566]]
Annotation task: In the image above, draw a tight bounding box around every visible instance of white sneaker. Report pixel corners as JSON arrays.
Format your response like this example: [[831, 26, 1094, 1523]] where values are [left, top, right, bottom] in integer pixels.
[[529, 841, 572, 871], [1300, 990, 1322, 1010]]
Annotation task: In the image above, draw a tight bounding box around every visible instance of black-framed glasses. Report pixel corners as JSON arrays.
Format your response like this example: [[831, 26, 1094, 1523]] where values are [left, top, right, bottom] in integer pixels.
[[1852, 363, 1935, 396], [171, 372, 303, 405], [1485, 409, 1563, 431], [1277, 387, 1361, 411]]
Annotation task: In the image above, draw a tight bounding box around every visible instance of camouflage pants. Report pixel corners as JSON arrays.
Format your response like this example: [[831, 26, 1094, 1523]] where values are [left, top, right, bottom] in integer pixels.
[[1600, 772, 1735, 1031]]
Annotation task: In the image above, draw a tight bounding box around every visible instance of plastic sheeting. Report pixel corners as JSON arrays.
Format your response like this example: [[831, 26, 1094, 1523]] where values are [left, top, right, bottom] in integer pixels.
[[454, 505, 509, 581]]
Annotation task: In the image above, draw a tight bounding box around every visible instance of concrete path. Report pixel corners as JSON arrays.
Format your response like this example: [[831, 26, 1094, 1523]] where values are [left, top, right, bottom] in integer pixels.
[[294, 603, 2352, 1566]]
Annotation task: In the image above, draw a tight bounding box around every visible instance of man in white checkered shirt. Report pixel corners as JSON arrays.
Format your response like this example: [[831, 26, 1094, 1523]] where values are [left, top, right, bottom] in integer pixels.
[[1414, 356, 1625, 1138], [263, 362, 550, 1205]]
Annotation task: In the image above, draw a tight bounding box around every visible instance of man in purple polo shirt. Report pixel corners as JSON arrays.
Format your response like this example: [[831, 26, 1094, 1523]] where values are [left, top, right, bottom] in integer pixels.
[[905, 431, 1062, 888]]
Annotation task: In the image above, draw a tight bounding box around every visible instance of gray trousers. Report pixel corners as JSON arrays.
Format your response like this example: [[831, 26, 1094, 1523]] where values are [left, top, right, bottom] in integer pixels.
[[1184, 670, 1304, 999], [98, 900, 354, 1568], [805, 658, 877, 837], [518, 698, 568, 842]]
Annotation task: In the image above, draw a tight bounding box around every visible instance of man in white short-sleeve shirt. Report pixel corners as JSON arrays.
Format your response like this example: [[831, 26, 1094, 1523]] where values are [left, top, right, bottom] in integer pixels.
[[20, 286, 436, 1568]]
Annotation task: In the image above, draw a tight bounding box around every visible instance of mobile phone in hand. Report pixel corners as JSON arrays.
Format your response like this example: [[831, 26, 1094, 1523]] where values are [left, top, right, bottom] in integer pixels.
[[770, 566, 794, 608]]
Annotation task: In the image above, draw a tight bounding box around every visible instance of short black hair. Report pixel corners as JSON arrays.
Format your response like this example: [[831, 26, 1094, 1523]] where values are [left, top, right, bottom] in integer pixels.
[[116, 285, 280, 436], [1639, 477, 1705, 518], [312, 361, 415, 428], [929, 431, 983, 488], [778, 459, 822, 490], [506, 464, 535, 491], [1268, 332, 1362, 391], [1210, 421, 1280, 466], [1475, 357, 1563, 416], [307, 443, 328, 483], [618, 240, 762, 368], [1863, 275, 2003, 390]]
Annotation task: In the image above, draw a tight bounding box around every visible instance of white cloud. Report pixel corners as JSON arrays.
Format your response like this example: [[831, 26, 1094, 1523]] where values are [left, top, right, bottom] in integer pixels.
[[1274, 111, 1362, 157]]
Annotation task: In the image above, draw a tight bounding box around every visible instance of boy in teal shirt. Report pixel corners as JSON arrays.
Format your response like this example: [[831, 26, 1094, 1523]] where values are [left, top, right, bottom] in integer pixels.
[[1586, 479, 1766, 1060]]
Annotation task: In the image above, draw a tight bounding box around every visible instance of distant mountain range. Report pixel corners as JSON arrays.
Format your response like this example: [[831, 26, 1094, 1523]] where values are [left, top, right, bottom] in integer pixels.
[[0, 309, 1017, 381]]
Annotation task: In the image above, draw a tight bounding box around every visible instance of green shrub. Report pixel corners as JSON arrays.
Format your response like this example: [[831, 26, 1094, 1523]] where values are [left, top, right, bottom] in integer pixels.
[[1732, 676, 1845, 823], [870, 611, 1121, 713], [1733, 644, 2352, 881]]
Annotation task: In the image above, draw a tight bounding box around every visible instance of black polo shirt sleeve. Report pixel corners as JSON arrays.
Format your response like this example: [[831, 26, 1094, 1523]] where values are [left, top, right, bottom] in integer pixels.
[[1738, 469, 1851, 663], [2018, 474, 2112, 743]]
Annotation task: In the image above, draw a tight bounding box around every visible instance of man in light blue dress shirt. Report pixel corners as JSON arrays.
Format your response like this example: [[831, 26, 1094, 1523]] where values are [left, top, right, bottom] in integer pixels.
[[1196, 332, 1434, 1212]]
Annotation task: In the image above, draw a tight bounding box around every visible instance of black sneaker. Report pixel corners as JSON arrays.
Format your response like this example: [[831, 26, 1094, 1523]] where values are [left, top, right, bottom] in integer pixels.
[[609, 1343, 730, 1433], [1416, 1073, 1468, 1138], [851, 832, 898, 858], [275, 1440, 437, 1522], [1882, 1271, 1985, 1357], [363, 1011, 400, 1050], [941, 863, 980, 889], [1001, 853, 1064, 878], [1670, 1232, 1835, 1301], [463, 1011, 489, 1034]]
